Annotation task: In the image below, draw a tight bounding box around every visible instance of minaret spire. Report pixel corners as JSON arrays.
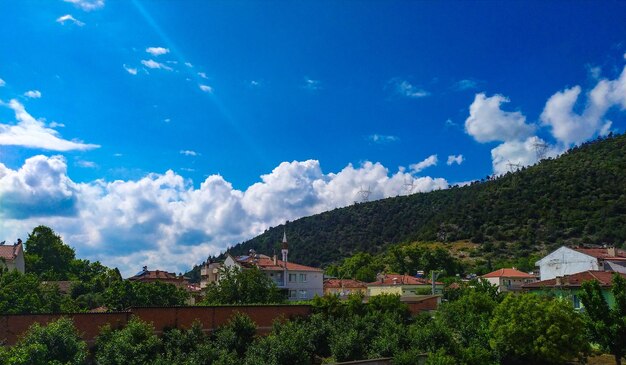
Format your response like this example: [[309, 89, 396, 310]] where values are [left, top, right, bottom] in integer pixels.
[[281, 227, 289, 264]]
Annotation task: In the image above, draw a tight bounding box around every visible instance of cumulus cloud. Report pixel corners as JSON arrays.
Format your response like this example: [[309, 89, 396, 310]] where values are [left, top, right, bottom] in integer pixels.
[[490, 136, 560, 175], [0, 78, 5, 87], [410, 154, 438, 173], [56, 14, 85, 26], [447, 155, 464, 165], [141, 59, 173, 71], [303, 78, 321, 91], [24, 90, 42, 99], [146, 47, 169, 56], [123, 64, 138, 75], [367, 134, 399, 144], [0, 157, 448, 277], [64, 0, 104, 11], [389, 79, 429, 98], [198, 72, 208, 79], [199, 84, 213, 93], [465, 93, 535, 143], [0, 99, 99, 151], [541, 64, 626, 145]]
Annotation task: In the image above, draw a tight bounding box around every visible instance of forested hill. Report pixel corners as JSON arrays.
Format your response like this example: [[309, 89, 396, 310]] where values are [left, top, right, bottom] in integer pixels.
[[228, 134, 626, 268]]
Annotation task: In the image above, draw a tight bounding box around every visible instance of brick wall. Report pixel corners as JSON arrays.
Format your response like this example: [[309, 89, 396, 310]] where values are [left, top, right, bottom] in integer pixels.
[[0, 305, 311, 346]]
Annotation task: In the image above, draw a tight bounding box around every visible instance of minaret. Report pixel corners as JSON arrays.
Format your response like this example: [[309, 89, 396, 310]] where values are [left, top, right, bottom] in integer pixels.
[[281, 229, 289, 264]]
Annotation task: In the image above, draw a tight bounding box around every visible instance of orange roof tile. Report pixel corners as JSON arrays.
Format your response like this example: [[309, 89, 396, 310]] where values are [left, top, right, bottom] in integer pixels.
[[523, 271, 626, 289], [574, 248, 626, 260], [482, 268, 535, 279], [0, 243, 22, 261], [367, 274, 443, 286], [235, 254, 322, 272], [324, 279, 367, 289]]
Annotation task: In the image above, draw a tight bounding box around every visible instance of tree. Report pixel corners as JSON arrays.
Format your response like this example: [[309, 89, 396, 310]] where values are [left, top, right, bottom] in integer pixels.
[[24, 226, 77, 280], [103, 280, 189, 311], [0, 270, 75, 314], [202, 266, 283, 305], [489, 294, 588, 364], [95, 317, 162, 365], [4, 317, 87, 365], [580, 273, 626, 365]]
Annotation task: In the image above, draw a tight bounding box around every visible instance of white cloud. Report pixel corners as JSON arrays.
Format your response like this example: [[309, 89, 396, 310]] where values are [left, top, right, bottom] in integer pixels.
[[0, 78, 5, 87], [198, 72, 208, 79], [490, 136, 560, 175], [453, 79, 480, 91], [465, 93, 535, 143], [76, 160, 97, 168], [303, 78, 321, 91], [0, 99, 99, 151], [56, 14, 85, 26], [64, 0, 104, 11], [541, 64, 626, 145], [447, 155, 464, 165], [184, 62, 193, 68], [141, 59, 173, 71], [389, 79, 429, 98], [146, 47, 170, 56], [123, 64, 138, 75], [410, 154, 438, 173], [24, 90, 42, 99], [199, 84, 213, 93], [0, 157, 448, 277], [180, 150, 199, 156], [49, 122, 65, 128], [368, 134, 399, 144]]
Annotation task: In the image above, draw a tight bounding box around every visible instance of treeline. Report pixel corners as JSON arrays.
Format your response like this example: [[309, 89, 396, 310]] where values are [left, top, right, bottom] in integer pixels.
[[1, 226, 189, 314], [0, 286, 609, 365], [229, 133, 626, 268]]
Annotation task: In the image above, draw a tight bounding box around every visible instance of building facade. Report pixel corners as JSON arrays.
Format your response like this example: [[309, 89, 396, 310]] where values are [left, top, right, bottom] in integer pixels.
[[0, 239, 25, 274], [536, 246, 626, 281], [366, 274, 444, 297], [323, 279, 367, 297], [482, 268, 536, 292]]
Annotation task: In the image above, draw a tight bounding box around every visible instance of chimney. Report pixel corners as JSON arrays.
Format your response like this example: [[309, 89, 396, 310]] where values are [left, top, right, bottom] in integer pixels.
[[142, 265, 148, 272], [555, 276, 562, 286], [608, 247, 617, 257], [273, 255, 277, 265]]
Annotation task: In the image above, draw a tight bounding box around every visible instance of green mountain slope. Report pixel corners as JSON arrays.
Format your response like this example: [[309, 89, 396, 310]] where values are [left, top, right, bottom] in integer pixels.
[[228, 134, 626, 268]]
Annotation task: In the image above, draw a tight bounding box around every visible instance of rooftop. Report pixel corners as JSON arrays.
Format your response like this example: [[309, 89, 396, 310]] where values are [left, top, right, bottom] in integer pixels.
[[367, 274, 443, 286], [574, 247, 626, 260], [0, 242, 22, 261], [482, 268, 535, 279], [324, 278, 367, 289], [523, 270, 626, 289], [234, 254, 322, 272]]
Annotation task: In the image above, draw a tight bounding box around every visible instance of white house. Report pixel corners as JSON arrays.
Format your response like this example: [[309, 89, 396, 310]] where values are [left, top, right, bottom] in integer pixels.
[[0, 239, 25, 273], [482, 268, 536, 292], [536, 246, 626, 281], [222, 232, 323, 301]]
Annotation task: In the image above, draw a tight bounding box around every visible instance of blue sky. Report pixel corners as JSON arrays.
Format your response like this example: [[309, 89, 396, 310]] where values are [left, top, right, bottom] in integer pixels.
[[1, 0, 626, 276]]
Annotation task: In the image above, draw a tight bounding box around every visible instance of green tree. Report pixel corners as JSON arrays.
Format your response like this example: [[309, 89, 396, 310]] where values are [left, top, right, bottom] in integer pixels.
[[202, 266, 283, 305], [0, 270, 75, 314], [213, 312, 257, 357], [4, 317, 87, 365], [580, 273, 626, 365], [103, 280, 189, 311], [95, 316, 162, 365], [24, 226, 77, 280], [489, 294, 589, 364], [244, 318, 315, 365]]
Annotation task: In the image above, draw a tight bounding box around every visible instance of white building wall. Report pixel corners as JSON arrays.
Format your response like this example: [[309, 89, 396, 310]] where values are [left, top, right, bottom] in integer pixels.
[[536, 247, 598, 281], [285, 270, 324, 300]]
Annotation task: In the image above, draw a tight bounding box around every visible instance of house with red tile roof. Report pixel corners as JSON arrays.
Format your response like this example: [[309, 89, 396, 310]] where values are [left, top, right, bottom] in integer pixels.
[[523, 271, 626, 310], [536, 246, 626, 281], [323, 279, 367, 297], [0, 239, 25, 273], [223, 232, 323, 301], [481, 268, 536, 292], [128, 266, 189, 288], [366, 274, 444, 297]]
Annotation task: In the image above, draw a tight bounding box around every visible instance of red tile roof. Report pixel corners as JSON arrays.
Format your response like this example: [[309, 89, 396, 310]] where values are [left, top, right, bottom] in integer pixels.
[[0, 243, 22, 261], [482, 268, 535, 279], [574, 248, 626, 260], [367, 274, 443, 286], [523, 271, 626, 289], [235, 254, 322, 272], [324, 279, 367, 289], [129, 269, 181, 280]]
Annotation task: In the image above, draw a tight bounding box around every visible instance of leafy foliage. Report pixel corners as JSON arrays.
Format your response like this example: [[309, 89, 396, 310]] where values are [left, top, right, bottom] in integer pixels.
[[201, 266, 284, 305], [0, 270, 77, 314], [3, 317, 87, 365], [230, 134, 626, 268], [95, 317, 162, 365], [102, 280, 189, 311], [580, 273, 626, 365]]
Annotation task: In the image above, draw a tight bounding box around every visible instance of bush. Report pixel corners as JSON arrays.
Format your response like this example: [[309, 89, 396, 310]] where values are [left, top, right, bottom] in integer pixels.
[[94, 316, 161, 365]]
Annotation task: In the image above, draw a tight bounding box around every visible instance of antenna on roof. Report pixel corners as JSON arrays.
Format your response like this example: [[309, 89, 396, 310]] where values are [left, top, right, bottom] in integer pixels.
[[532, 140, 549, 161]]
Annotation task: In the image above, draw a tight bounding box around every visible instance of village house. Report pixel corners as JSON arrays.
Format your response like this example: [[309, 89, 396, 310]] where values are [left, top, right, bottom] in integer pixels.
[[323, 278, 367, 297], [0, 239, 25, 274], [222, 232, 324, 301], [523, 270, 626, 310], [481, 268, 536, 292], [366, 273, 444, 297], [200, 261, 222, 288], [129, 266, 190, 288], [536, 246, 626, 280]]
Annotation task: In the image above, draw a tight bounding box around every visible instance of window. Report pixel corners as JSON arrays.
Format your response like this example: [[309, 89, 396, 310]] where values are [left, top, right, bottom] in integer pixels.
[[289, 273, 297, 282], [299, 290, 307, 299], [300, 273, 307, 283], [289, 290, 297, 299]]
